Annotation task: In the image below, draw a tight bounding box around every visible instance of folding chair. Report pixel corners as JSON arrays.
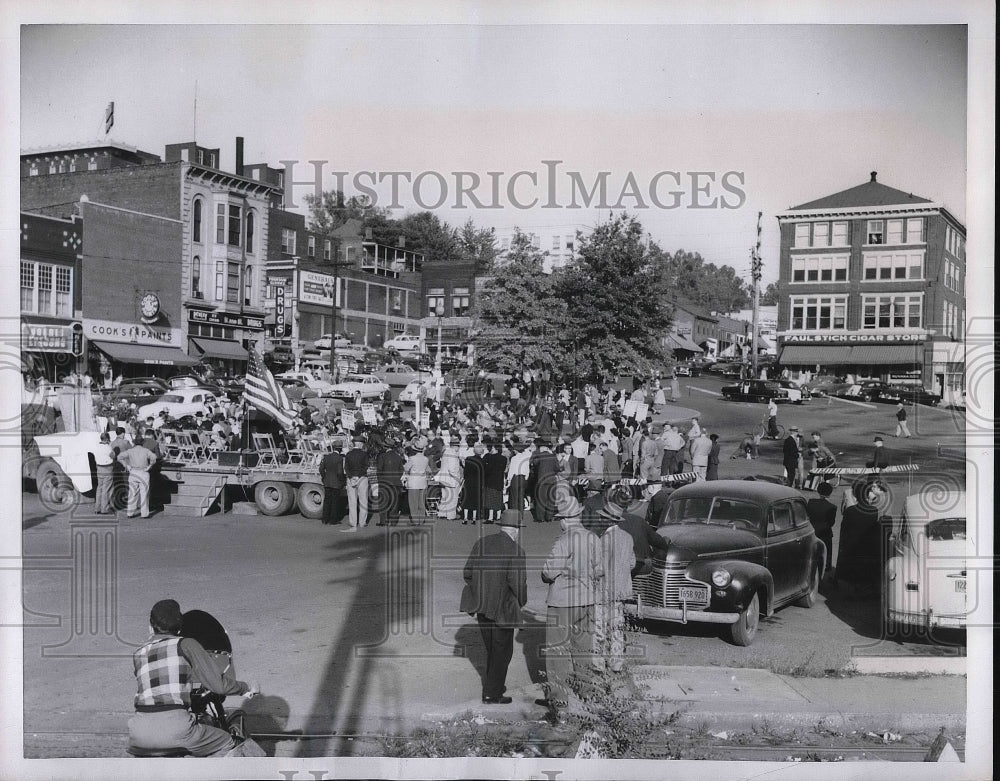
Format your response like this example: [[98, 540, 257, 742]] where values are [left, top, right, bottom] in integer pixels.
[[252, 433, 280, 468]]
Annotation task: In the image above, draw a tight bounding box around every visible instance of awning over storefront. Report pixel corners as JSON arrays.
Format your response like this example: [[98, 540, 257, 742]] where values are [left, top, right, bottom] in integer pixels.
[[779, 345, 852, 364], [666, 333, 704, 353], [847, 344, 922, 365], [189, 337, 249, 361], [92, 340, 199, 367]]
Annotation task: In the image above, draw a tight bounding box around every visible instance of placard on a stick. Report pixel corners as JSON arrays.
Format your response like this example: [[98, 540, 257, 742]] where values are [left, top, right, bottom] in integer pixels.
[[360, 403, 378, 425]]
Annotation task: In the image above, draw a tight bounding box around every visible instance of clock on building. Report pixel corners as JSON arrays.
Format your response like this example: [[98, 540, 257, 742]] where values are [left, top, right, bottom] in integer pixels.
[[139, 293, 161, 324]]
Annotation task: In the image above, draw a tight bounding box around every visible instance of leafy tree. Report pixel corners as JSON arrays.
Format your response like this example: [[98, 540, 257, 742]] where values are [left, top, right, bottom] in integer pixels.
[[660, 249, 751, 313], [472, 229, 569, 375], [304, 190, 389, 235], [759, 281, 779, 306], [558, 214, 674, 383], [397, 212, 459, 262], [456, 218, 498, 271]]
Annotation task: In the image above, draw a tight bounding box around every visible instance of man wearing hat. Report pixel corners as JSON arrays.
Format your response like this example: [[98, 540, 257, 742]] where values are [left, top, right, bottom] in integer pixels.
[[782, 426, 801, 487], [866, 435, 890, 469], [127, 598, 257, 757], [342, 437, 370, 532], [459, 510, 527, 704], [806, 481, 837, 571], [690, 427, 713, 482], [526, 438, 559, 523], [536, 483, 603, 717]]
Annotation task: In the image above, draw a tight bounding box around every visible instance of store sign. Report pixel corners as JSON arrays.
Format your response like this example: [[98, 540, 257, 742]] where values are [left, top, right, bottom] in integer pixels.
[[783, 332, 928, 345], [274, 286, 288, 338], [188, 310, 264, 330], [21, 322, 80, 353], [84, 318, 181, 346], [299, 270, 342, 307]]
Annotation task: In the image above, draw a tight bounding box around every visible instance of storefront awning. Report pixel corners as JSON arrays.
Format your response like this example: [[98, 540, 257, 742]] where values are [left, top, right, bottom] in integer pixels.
[[666, 333, 704, 353], [92, 340, 199, 367], [189, 337, 249, 361], [847, 344, 923, 365], [779, 345, 852, 364]]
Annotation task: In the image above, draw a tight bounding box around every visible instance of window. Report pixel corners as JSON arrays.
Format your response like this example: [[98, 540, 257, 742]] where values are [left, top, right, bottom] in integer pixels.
[[29, 164, 39, 176], [228, 204, 242, 246], [862, 251, 924, 281], [565, 236, 575, 250], [791, 501, 810, 529], [551, 235, 561, 251], [886, 219, 904, 245], [245, 211, 254, 253], [812, 222, 829, 247], [192, 199, 203, 243], [794, 223, 810, 248], [427, 288, 445, 316], [789, 295, 848, 331], [281, 228, 296, 255], [87, 158, 97, 171], [20, 261, 35, 311], [790, 254, 849, 283], [48, 162, 57, 174], [308, 236, 316, 257], [215, 203, 225, 244], [244, 265, 253, 306], [905, 218, 924, 243], [768, 504, 793, 533], [37, 264, 53, 313], [866, 220, 884, 245], [323, 240, 332, 261], [215, 261, 225, 301], [452, 287, 471, 316], [69, 159, 76, 173], [192, 256, 202, 297], [391, 289, 402, 311], [227, 262, 240, 303], [55, 267, 72, 316], [862, 294, 922, 330]]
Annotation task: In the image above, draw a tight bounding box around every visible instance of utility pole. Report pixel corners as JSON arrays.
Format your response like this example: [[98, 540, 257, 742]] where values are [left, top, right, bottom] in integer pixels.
[[328, 257, 353, 382], [750, 211, 763, 378]]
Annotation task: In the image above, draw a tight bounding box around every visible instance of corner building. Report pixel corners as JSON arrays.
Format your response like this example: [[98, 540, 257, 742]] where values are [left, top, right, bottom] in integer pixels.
[[775, 172, 965, 397]]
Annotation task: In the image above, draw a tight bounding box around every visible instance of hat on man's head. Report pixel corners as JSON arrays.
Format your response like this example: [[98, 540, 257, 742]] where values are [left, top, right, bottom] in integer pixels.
[[817, 481, 834, 497], [498, 509, 524, 528], [788, 425, 800, 432], [533, 437, 550, 448], [874, 435, 884, 443], [553, 482, 583, 519], [150, 599, 183, 634]]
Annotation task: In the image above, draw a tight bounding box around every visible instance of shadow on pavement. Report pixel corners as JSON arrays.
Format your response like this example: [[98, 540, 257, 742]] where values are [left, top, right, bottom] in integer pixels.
[[243, 694, 295, 756], [515, 609, 549, 685]]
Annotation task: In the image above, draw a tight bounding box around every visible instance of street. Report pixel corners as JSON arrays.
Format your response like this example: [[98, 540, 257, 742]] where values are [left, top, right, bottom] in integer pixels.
[[19, 372, 970, 759]]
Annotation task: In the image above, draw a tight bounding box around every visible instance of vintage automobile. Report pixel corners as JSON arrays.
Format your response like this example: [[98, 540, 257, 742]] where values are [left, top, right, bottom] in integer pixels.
[[721, 379, 789, 403], [836, 381, 938, 406], [707, 361, 744, 377], [328, 373, 391, 401], [626, 480, 826, 646], [383, 334, 422, 353], [274, 370, 336, 397], [137, 387, 218, 420], [374, 363, 426, 388], [276, 377, 321, 402], [313, 333, 352, 351], [674, 362, 703, 378], [776, 379, 810, 403], [884, 489, 968, 637]]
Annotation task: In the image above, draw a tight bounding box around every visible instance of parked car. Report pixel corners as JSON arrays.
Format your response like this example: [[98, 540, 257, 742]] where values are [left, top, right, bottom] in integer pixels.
[[806, 375, 853, 398], [674, 362, 702, 378], [313, 334, 353, 351], [776, 379, 810, 403], [627, 480, 825, 646], [885, 489, 967, 637], [102, 380, 169, 407], [328, 373, 391, 401], [890, 384, 942, 407], [218, 378, 246, 402], [276, 378, 321, 402], [399, 379, 437, 404], [837, 381, 939, 406], [137, 388, 218, 420], [274, 370, 336, 397], [707, 361, 744, 377], [721, 379, 789, 403], [374, 364, 427, 388], [383, 334, 422, 353]]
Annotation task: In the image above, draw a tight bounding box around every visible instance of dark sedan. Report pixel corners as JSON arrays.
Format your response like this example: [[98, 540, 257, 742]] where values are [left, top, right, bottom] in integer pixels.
[[838, 381, 941, 406], [721, 379, 789, 403], [626, 481, 825, 646]]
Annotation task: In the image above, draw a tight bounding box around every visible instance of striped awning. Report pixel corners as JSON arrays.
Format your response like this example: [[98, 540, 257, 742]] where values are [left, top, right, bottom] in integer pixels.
[[666, 333, 703, 353], [779, 345, 852, 364], [847, 344, 923, 365]]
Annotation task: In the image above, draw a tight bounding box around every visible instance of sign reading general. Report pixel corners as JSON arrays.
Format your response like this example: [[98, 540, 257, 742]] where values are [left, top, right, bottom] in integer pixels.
[[299, 270, 343, 307], [84, 318, 181, 346]]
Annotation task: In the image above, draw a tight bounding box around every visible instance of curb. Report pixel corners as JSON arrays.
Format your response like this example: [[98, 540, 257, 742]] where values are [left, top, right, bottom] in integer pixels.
[[851, 655, 966, 676]]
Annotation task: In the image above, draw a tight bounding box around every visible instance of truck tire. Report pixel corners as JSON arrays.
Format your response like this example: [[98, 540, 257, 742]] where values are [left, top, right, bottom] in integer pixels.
[[296, 482, 325, 519], [36, 461, 79, 511], [728, 592, 760, 646], [254, 480, 296, 516]]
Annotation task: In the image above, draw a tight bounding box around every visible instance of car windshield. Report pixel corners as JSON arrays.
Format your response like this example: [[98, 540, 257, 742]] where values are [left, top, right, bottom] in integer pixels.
[[345, 375, 366, 382], [663, 497, 763, 532], [161, 394, 184, 403], [924, 517, 966, 541]]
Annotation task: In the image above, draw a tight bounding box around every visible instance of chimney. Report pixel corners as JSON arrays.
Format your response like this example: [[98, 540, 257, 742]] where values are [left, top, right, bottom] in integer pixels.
[[235, 137, 244, 176], [870, 171, 877, 183]]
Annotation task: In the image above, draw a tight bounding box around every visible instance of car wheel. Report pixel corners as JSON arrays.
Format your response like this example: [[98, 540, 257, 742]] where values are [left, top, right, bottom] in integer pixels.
[[296, 482, 325, 519], [729, 592, 760, 646], [36, 462, 80, 511], [254, 480, 296, 516], [796, 565, 820, 608]]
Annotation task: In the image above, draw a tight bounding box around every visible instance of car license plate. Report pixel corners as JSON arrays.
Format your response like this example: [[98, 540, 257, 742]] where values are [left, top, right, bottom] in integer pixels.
[[955, 579, 966, 593], [679, 586, 707, 602]]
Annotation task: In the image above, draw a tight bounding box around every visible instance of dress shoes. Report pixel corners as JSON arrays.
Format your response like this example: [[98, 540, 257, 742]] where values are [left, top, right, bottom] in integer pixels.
[[482, 695, 512, 704]]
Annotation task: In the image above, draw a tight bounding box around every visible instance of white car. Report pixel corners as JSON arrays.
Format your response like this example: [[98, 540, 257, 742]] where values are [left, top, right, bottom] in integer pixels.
[[398, 379, 435, 404], [885, 489, 968, 637], [328, 373, 391, 401], [274, 371, 336, 397], [384, 334, 422, 353], [137, 388, 217, 420], [313, 334, 352, 350]]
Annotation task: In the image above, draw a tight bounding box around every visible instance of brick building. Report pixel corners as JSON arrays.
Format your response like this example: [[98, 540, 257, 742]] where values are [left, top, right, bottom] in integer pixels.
[[775, 172, 966, 395], [419, 260, 478, 362]]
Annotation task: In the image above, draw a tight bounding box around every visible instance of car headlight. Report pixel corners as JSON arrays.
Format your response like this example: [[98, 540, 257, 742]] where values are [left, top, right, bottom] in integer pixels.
[[711, 569, 732, 588]]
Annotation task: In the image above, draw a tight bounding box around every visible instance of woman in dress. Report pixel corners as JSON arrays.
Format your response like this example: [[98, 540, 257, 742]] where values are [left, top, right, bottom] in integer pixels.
[[481, 440, 508, 523], [462, 443, 486, 525]]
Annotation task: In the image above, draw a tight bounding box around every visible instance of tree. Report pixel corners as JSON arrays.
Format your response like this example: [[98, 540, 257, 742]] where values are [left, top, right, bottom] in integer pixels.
[[660, 249, 752, 313], [759, 281, 779, 306], [396, 212, 459, 262], [558, 214, 674, 383], [304, 190, 389, 235], [472, 229, 569, 376], [456, 218, 498, 271]]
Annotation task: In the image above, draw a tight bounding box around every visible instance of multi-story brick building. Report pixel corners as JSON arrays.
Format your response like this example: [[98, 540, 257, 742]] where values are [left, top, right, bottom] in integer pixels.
[[19, 212, 85, 382], [775, 172, 965, 396]]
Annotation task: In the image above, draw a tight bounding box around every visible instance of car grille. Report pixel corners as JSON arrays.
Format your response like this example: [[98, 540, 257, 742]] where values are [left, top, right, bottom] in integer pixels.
[[632, 562, 710, 609]]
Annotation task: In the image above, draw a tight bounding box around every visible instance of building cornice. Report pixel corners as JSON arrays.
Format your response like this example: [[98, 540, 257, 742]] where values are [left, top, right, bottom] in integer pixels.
[[184, 163, 277, 198]]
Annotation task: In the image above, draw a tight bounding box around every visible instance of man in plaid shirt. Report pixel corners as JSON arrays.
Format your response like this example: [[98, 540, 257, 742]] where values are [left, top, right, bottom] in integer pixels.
[[127, 599, 256, 757]]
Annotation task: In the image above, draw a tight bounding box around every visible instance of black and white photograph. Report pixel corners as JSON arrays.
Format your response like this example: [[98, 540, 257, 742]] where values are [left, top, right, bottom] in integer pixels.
[[1, 2, 993, 780]]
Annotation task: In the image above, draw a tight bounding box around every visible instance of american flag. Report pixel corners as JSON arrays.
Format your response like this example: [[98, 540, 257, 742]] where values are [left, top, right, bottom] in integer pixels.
[[244, 349, 296, 429]]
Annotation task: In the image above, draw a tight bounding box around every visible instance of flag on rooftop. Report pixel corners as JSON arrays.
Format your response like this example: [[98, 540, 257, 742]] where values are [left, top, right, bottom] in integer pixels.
[[104, 101, 114, 134], [244, 349, 296, 429]]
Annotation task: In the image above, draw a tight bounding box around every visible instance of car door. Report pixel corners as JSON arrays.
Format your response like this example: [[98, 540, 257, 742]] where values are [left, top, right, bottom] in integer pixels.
[[764, 501, 800, 601], [789, 499, 815, 590]]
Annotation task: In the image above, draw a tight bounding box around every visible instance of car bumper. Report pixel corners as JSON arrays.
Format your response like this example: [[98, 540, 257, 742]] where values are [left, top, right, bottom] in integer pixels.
[[888, 609, 966, 629], [623, 600, 739, 625]]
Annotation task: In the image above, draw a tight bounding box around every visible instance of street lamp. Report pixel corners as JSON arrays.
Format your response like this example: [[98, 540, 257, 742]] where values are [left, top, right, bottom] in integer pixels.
[[328, 257, 353, 383]]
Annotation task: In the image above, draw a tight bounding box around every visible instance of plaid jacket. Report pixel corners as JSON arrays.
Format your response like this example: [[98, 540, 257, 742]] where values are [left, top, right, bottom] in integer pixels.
[[133, 636, 191, 708]]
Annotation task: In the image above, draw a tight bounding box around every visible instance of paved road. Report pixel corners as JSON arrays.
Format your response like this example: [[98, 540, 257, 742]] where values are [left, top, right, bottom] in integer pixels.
[[18, 373, 971, 758]]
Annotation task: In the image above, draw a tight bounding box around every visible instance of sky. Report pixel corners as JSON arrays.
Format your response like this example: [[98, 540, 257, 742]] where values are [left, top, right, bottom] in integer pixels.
[[18, 22, 970, 285]]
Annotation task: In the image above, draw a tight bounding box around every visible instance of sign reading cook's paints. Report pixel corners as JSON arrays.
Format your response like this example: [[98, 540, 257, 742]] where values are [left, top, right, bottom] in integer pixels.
[[84, 318, 181, 345]]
